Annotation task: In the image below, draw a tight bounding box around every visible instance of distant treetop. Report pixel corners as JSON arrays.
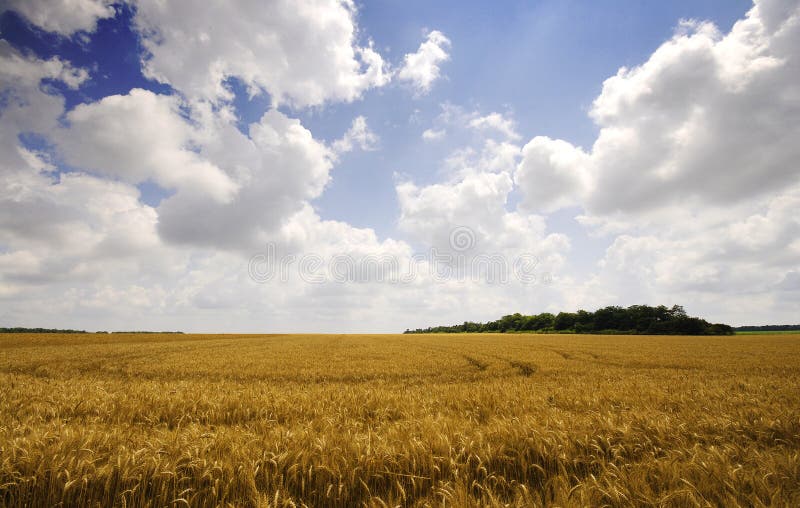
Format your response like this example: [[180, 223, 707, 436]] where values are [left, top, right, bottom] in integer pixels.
[[404, 305, 734, 335]]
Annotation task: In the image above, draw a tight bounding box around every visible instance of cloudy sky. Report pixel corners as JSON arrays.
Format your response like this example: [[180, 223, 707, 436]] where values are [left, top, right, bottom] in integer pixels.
[[0, 0, 798, 332]]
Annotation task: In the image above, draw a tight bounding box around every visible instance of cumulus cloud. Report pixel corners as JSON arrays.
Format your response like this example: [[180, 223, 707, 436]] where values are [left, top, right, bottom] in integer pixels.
[[515, 136, 591, 212], [467, 112, 521, 141], [2, 13, 382, 270], [332, 116, 379, 154], [132, 0, 391, 106], [517, 0, 800, 215], [581, 183, 800, 322], [47, 86, 342, 253], [397, 171, 513, 246], [0, 41, 88, 89], [54, 89, 239, 202], [424, 104, 519, 143], [395, 168, 570, 296], [0, 43, 86, 180], [399, 107, 530, 253], [444, 140, 521, 179], [397, 30, 451, 95], [573, 178, 800, 316], [0, 45, 176, 310], [0, 172, 160, 276], [422, 128, 446, 141], [0, 41, 85, 178], [1, 0, 115, 36], [155, 107, 334, 250], [397, 115, 569, 279]]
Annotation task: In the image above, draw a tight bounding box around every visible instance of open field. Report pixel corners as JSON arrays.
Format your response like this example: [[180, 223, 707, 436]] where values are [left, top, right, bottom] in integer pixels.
[[1, 333, 799, 507]]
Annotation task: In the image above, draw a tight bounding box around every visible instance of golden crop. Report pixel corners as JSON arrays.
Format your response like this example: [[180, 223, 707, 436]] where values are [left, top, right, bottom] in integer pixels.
[[0, 333, 798, 507]]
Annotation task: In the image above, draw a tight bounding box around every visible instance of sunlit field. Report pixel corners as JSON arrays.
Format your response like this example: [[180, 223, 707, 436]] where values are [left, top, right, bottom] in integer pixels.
[[1, 333, 799, 507]]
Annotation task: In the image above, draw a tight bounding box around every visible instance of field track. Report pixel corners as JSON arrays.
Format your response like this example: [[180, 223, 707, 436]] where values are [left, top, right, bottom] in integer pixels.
[[1, 333, 799, 506]]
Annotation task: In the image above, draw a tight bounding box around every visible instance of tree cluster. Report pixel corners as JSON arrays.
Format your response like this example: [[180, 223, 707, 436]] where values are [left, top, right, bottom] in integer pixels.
[[404, 305, 734, 335]]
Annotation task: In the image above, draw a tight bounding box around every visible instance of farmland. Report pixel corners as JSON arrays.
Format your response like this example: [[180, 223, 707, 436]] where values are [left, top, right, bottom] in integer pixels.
[[1, 333, 799, 507]]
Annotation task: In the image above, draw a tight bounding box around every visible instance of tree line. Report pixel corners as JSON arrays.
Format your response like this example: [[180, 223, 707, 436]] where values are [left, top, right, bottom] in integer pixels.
[[404, 305, 734, 335], [734, 324, 800, 332], [0, 327, 87, 333]]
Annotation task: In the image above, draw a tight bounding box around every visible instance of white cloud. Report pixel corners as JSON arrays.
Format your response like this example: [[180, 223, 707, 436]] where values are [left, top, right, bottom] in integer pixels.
[[581, 183, 800, 322], [0, 172, 160, 269], [1, 0, 115, 36], [0, 48, 177, 308], [0, 44, 82, 192], [132, 0, 391, 106], [1, 39, 340, 264], [155, 107, 334, 250], [397, 171, 513, 247], [422, 128, 446, 141], [425, 104, 519, 143], [0, 41, 85, 173], [47, 85, 341, 252], [520, 0, 800, 215], [397, 30, 451, 95], [397, 106, 565, 266], [332, 116, 379, 154], [395, 167, 571, 320], [468, 112, 521, 141], [444, 139, 521, 177], [0, 40, 88, 90], [397, 119, 569, 276], [573, 180, 800, 315], [515, 136, 591, 212], [55, 89, 239, 202]]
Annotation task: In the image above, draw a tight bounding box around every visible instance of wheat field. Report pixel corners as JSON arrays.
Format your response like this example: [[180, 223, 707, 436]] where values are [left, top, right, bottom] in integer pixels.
[[0, 333, 798, 507]]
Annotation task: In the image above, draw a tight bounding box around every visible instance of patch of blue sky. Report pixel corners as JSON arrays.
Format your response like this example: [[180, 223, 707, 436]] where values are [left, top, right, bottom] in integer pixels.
[[1, 4, 171, 109]]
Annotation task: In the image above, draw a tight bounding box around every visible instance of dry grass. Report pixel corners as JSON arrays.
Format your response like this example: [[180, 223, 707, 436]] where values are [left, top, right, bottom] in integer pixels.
[[0, 332, 799, 507]]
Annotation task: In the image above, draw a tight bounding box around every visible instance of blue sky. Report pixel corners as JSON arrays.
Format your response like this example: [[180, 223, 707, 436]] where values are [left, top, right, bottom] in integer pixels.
[[0, 0, 797, 331]]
